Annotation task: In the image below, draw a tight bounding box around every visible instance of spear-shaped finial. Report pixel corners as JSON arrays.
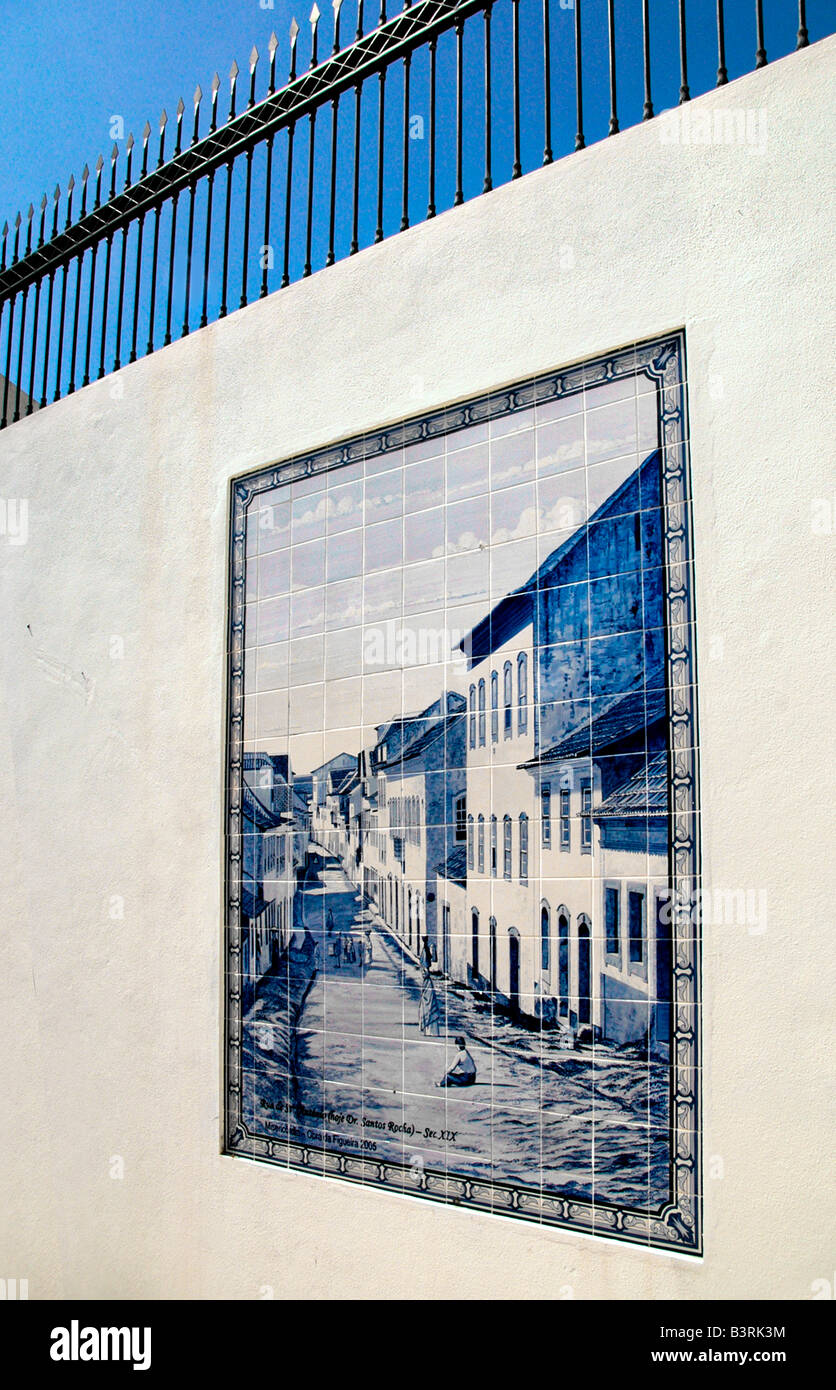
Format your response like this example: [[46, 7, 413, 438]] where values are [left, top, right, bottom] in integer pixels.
[[228, 59, 239, 120], [38, 192, 47, 248], [12, 211, 21, 264], [268, 31, 279, 93], [65, 174, 75, 228], [310, 4, 321, 68], [192, 85, 202, 144], [25, 203, 34, 255], [157, 109, 168, 167], [141, 121, 152, 178], [210, 72, 220, 131], [289, 18, 300, 80], [125, 132, 135, 188], [94, 153, 104, 208], [332, 0, 343, 53], [0, 222, 7, 273], [248, 45, 259, 106], [51, 184, 60, 237], [175, 96, 185, 154], [80, 163, 90, 217]]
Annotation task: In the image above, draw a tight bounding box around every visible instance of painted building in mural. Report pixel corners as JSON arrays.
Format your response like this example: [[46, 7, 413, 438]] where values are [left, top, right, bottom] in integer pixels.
[[241, 752, 302, 1003]]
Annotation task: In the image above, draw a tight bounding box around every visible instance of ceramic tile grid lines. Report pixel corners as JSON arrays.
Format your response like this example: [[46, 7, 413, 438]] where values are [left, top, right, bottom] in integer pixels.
[[226, 332, 701, 1253]]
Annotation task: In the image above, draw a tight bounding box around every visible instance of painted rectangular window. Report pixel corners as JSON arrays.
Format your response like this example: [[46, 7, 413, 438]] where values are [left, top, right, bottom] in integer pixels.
[[226, 334, 700, 1253], [542, 783, 551, 848], [519, 814, 528, 882], [628, 891, 645, 964], [503, 816, 512, 880], [580, 781, 592, 853], [517, 653, 528, 734], [559, 788, 571, 850], [503, 661, 513, 736], [605, 887, 620, 955]]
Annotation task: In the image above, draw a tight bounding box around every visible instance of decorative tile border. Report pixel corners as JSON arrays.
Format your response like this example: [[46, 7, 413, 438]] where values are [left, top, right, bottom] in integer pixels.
[[223, 332, 701, 1254]]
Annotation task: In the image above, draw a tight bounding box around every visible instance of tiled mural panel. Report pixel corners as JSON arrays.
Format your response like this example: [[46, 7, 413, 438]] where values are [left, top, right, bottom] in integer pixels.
[[225, 334, 700, 1252]]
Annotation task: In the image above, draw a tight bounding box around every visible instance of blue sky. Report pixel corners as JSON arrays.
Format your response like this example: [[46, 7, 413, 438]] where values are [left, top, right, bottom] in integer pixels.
[[1, 0, 828, 243]]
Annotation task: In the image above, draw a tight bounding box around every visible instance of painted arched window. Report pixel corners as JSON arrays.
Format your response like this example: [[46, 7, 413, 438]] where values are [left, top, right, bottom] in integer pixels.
[[467, 814, 474, 870], [471, 908, 480, 980], [519, 813, 529, 882], [503, 815, 512, 880], [517, 652, 528, 734], [490, 670, 499, 742], [478, 678, 486, 745], [468, 684, 476, 748], [503, 660, 513, 736], [558, 912, 569, 1016], [490, 815, 498, 876], [578, 915, 591, 1024], [477, 814, 485, 873], [541, 902, 550, 972]]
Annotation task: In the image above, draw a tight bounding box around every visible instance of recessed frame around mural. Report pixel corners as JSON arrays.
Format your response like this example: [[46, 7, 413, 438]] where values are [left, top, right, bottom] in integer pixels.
[[224, 332, 701, 1254]]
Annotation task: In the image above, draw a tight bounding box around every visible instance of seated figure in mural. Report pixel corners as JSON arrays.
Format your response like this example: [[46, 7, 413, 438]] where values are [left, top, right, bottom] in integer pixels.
[[438, 1036, 477, 1088]]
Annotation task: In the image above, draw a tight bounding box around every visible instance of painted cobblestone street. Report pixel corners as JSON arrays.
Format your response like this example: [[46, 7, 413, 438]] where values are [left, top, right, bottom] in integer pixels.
[[242, 852, 669, 1208]]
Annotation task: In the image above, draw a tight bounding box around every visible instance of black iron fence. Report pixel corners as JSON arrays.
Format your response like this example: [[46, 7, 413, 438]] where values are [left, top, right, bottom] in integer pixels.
[[0, 0, 822, 430]]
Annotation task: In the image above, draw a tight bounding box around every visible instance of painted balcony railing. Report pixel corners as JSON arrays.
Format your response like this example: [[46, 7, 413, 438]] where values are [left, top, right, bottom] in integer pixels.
[[0, 0, 826, 430]]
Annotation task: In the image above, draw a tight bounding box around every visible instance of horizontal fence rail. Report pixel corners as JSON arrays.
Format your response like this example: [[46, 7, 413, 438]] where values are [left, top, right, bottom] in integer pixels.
[[0, 0, 826, 430]]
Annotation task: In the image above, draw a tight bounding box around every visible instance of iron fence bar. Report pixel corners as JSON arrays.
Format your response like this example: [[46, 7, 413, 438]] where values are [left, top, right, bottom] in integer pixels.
[[455, 21, 464, 202], [129, 214, 144, 363], [327, 94, 339, 261], [512, 0, 521, 177], [0, 1, 487, 302], [67, 250, 83, 395], [304, 106, 317, 276], [40, 268, 55, 405], [716, 0, 728, 86], [26, 273, 42, 413], [755, 0, 767, 67], [427, 36, 437, 216], [642, 0, 653, 119], [220, 160, 233, 316], [797, 1, 808, 48], [574, 0, 584, 150], [82, 238, 98, 387], [483, 5, 492, 192], [678, 0, 690, 102], [401, 49, 411, 229], [97, 232, 113, 378], [375, 67, 386, 242], [14, 280, 28, 422], [350, 80, 362, 252], [607, 0, 618, 134], [542, 0, 552, 165]]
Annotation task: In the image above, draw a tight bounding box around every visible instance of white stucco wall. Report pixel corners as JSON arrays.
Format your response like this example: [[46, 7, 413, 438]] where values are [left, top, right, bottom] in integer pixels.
[[1, 38, 834, 1299]]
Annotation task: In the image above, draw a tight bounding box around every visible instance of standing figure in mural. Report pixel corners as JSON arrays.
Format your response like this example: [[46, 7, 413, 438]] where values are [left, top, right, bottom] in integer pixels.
[[345, 935, 356, 965], [420, 935, 434, 973], [363, 930, 373, 966], [326, 908, 335, 935], [419, 966, 442, 1036], [332, 932, 342, 968], [437, 1036, 477, 1088]]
